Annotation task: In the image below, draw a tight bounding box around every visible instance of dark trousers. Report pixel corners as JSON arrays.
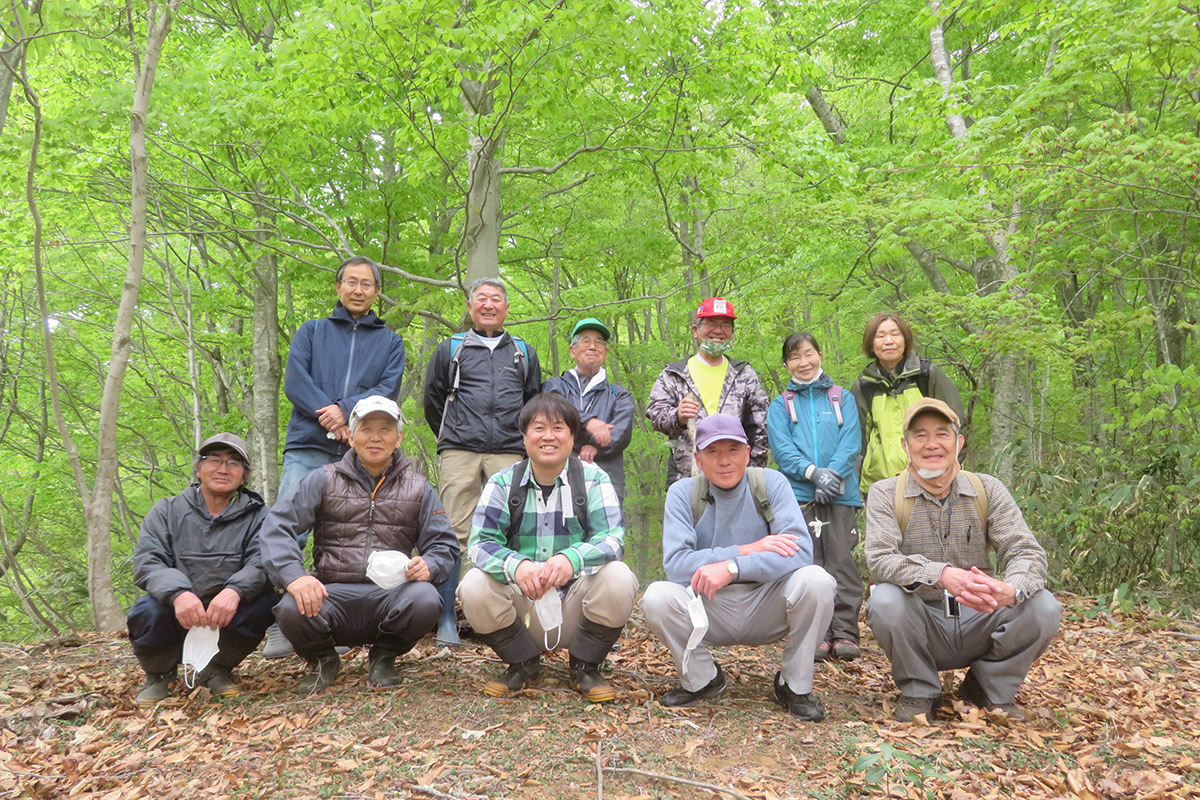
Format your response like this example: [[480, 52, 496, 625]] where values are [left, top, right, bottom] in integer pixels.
[[274, 581, 441, 655], [127, 592, 276, 674], [802, 502, 863, 643]]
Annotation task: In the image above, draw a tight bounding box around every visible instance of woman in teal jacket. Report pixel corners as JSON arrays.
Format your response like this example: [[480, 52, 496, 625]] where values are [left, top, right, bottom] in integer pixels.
[[767, 332, 863, 661]]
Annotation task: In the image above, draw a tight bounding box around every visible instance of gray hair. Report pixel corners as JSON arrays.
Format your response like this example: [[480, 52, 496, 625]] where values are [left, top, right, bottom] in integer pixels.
[[336, 256, 383, 289], [903, 417, 961, 441], [570, 332, 608, 347], [468, 277, 507, 302]]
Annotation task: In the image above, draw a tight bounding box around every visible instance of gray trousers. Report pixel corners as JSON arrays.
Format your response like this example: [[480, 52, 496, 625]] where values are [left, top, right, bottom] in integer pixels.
[[802, 502, 862, 643], [640, 565, 835, 695], [275, 580, 441, 653], [866, 583, 1062, 702]]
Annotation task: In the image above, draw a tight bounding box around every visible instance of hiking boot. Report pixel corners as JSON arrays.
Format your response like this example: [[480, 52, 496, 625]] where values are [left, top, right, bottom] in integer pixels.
[[893, 694, 939, 722], [135, 671, 175, 707], [569, 656, 615, 703], [659, 663, 727, 708], [832, 639, 862, 661], [772, 672, 826, 722], [292, 652, 340, 694], [483, 657, 541, 697], [814, 640, 832, 662], [368, 655, 402, 690], [262, 623, 294, 659], [197, 665, 240, 699], [958, 671, 1025, 720]]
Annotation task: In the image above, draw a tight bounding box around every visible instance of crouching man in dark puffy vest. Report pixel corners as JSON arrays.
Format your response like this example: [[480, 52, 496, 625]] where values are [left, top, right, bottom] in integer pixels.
[[260, 396, 459, 694]]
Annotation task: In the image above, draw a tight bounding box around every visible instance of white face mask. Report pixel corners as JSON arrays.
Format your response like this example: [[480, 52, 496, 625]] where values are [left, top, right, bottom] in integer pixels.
[[366, 550, 411, 589], [682, 588, 709, 674], [532, 590, 563, 650], [182, 626, 220, 687]]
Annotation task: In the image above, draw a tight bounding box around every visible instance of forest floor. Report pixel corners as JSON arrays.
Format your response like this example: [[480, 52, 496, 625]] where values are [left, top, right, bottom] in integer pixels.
[[1, 594, 1198, 800]]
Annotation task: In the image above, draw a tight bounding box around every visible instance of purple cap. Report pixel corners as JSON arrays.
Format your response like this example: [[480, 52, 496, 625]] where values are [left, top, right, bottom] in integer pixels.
[[694, 414, 749, 450]]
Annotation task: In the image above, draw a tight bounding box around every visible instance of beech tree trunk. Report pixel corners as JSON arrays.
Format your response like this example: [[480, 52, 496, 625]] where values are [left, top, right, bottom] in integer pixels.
[[81, 0, 181, 629], [460, 77, 501, 290], [926, 1, 1022, 481]]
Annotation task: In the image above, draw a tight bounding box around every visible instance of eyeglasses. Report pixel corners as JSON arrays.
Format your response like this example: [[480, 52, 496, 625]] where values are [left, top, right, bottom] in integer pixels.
[[339, 278, 376, 291], [199, 456, 245, 470], [575, 337, 607, 348]]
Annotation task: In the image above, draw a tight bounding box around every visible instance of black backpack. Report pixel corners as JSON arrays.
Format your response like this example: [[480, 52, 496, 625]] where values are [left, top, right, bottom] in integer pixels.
[[505, 456, 593, 539]]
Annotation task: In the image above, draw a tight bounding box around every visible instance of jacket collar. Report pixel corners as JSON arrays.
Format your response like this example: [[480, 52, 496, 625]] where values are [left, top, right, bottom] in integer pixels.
[[786, 372, 833, 393], [332, 448, 409, 487], [331, 302, 385, 328], [861, 349, 922, 384]]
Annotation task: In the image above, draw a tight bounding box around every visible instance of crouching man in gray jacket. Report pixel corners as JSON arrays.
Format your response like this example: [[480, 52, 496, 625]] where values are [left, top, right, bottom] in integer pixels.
[[640, 415, 836, 721], [128, 433, 274, 707], [260, 396, 458, 694]]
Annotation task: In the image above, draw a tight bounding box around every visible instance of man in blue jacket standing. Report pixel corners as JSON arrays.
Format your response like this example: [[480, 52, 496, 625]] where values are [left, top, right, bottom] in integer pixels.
[[542, 318, 635, 502], [640, 415, 835, 721], [265, 255, 406, 658]]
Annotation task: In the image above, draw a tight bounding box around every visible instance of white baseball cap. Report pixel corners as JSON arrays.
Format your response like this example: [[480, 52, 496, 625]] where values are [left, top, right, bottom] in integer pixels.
[[348, 395, 402, 433]]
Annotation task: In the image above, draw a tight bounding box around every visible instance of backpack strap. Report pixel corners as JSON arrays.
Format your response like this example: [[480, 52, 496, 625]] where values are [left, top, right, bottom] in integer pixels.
[[828, 385, 845, 427], [783, 390, 798, 424], [746, 468, 775, 533], [690, 473, 711, 525], [505, 459, 531, 541], [895, 470, 989, 536], [506, 457, 592, 542], [691, 468, 773, 533], [962, 471, 989, 537], [895, 471, 915, 534], [565, 456, 592, 537], [916, 359, 932, 397]]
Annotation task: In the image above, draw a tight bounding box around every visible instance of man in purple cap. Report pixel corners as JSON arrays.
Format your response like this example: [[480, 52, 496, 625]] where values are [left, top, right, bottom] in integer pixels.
[[640, 415, 836, 721], [127, 433, 274, 706]]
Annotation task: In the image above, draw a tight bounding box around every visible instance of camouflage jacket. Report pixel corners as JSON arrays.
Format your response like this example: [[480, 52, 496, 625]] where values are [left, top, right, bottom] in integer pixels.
[[646, 356, 770, 480]]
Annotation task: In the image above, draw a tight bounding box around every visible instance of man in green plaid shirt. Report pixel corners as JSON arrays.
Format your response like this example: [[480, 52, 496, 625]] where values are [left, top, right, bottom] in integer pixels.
[[461, 393, 638, 703]]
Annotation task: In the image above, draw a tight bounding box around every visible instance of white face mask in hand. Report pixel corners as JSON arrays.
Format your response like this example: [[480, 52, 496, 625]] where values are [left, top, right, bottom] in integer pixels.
[[533, 590, 563, 650], [182, 626, 220, 688], [682, 588, 709, 675], [366, 550, 411, 589]]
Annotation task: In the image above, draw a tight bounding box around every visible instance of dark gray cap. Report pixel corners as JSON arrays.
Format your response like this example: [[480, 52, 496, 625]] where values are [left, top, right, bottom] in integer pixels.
[[198, 433, 251, 465]]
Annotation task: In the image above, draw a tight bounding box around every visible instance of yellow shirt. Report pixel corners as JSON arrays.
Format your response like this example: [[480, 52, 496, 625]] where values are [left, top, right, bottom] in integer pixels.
[[687, 355, 729, 416]]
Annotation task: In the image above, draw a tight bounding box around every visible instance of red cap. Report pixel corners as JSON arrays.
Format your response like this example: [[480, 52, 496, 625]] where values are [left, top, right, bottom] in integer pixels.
[[695, 297, 736, 320]]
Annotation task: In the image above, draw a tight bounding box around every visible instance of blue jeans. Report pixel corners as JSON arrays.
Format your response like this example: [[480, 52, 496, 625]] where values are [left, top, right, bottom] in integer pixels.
[[279, 447, 338, 548]]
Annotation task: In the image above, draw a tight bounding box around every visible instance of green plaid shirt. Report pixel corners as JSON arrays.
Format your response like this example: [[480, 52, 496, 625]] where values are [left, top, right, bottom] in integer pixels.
[[467, 459, 626, 583]]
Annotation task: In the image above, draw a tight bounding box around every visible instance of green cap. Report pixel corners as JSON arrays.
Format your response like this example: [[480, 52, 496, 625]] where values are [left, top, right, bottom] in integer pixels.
[[570, 318, 611, 341]]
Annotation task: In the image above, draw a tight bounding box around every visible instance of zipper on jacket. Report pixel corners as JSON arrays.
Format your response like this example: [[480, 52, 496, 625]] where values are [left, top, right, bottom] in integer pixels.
[[808, 387, 821, 467], [342, 319, 360, 399]]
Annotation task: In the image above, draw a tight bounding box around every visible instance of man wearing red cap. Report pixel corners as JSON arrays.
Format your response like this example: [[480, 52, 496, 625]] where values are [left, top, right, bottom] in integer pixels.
[[865, 398, 1060, 722], [646, 297, 769, 483]]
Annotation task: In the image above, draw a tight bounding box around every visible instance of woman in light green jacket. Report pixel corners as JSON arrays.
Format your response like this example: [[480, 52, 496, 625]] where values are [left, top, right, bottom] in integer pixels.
[[849, 313, 964, 495]]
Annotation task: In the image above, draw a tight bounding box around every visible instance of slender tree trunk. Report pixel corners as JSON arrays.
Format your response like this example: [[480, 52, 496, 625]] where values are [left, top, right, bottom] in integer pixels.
[[250, 199, 280, 501], [80, 0, 181, 629], [926, 1, 1022, 481]]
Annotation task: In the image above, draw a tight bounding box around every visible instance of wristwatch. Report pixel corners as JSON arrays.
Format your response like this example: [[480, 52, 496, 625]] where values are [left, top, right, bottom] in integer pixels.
[[726, 559, 739, 580]]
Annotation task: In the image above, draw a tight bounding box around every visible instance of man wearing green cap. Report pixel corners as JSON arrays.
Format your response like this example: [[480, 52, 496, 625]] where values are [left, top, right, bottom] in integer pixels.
[[543, 318, 635, 501]]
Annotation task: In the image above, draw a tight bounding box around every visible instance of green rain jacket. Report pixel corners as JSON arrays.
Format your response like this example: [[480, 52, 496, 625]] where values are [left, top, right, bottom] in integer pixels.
[[850, 350, 963, 494]]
